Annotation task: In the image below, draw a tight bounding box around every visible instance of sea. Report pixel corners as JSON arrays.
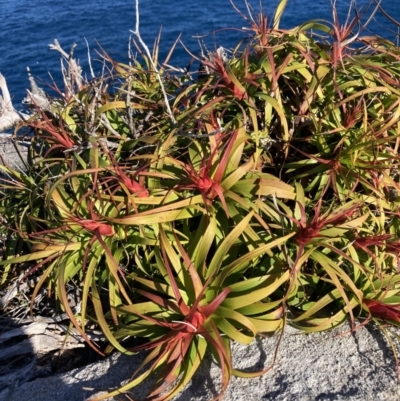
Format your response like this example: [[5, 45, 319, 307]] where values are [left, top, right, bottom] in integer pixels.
[[0, 0, 399, 107]]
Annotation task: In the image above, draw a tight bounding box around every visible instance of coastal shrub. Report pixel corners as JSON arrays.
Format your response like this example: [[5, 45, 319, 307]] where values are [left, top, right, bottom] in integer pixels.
[[2, 0, 400, 399]]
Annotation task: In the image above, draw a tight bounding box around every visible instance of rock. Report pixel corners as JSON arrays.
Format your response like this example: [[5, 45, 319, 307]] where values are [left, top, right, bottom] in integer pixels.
[[2, 321, 400, 401], [0, 137, 29, 173]]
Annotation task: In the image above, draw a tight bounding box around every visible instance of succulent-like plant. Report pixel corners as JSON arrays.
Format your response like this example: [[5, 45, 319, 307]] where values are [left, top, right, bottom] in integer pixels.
[[3, 0, 400, 400]]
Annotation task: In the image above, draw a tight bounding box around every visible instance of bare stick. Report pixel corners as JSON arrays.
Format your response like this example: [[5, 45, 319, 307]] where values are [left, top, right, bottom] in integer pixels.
[[24, 68, 51, 110], [0, 74, 30, 132], [84, 38, 95, 79], [130, 0, 176, 125], [49, 40, 83, 97], [0, 73, 13, 111]]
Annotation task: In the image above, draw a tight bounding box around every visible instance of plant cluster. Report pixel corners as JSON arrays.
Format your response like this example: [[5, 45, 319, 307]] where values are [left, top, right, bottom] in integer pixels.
[[2, 0, 400, 399]]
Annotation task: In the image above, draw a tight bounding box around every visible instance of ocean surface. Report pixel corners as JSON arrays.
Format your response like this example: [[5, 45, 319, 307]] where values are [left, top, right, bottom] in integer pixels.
[[0, 0, 399, 107]]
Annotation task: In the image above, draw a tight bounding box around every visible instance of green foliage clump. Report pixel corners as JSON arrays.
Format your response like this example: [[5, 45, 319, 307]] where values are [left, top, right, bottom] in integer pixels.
[[2, 0, 400, 399]]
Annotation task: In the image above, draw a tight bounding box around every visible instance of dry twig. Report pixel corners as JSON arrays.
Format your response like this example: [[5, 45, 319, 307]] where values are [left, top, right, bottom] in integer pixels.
[[0, 74, 30, 132], [130, 0, 176, 125]]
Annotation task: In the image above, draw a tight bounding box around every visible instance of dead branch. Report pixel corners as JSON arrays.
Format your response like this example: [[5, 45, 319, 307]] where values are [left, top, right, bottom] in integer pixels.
[[0, 333, 83, 360], [0, 322, 52, 342], [0, 73, 30, 132], [49, 39, 83, 97], [131, 0, 176, 125], [23, 67, 51, 110]]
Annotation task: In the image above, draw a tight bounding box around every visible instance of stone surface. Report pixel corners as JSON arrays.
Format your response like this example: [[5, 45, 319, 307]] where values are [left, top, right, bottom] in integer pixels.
[[2, 322, 400, 401], [0, 137, 29, 173]]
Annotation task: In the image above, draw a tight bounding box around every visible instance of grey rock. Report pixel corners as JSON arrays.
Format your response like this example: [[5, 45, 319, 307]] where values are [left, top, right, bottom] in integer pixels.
[[0, 137, 29, 173], [2, 322, 400, 401]]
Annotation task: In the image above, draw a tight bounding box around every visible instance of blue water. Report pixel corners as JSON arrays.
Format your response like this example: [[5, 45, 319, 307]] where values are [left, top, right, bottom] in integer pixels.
[[0, 0, 399, 107]]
